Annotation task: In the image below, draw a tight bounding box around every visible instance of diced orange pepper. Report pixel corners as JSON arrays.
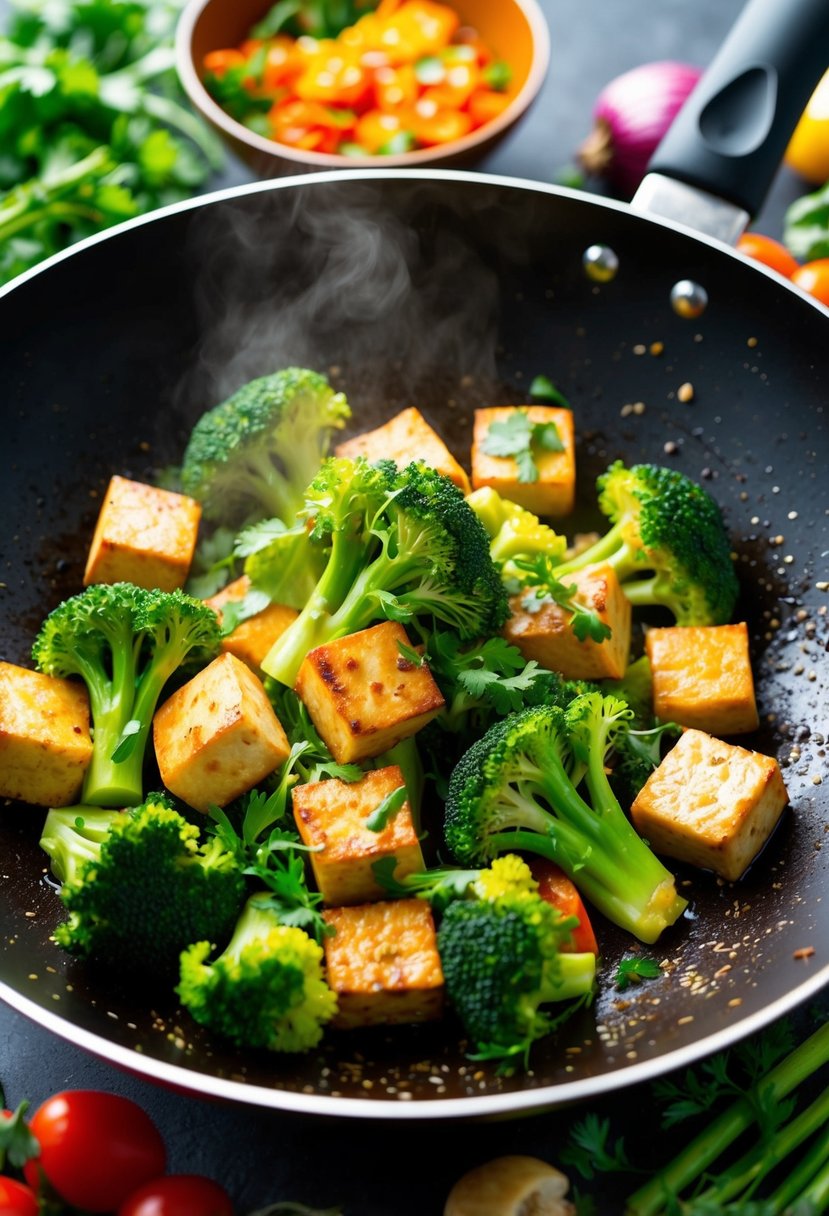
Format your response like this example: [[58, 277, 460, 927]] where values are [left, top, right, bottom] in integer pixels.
[[203, 48, 246, 76], [373, 63, 418, 110], [468, 88, 512, 127], [528, 858, 600, 956], [262, 37, 301, 91], [240, 38, 264, 57], [355, 108, 409, 152], [270, 99, 349, 151], [376, 0, 461, 64], [295, 51, 371, 106], [410, 98, 472, 145], [422, 60, 479, 109]]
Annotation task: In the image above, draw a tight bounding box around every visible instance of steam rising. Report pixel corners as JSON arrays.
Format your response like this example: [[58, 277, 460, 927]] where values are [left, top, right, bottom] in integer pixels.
[[179, 177, 508, 430]]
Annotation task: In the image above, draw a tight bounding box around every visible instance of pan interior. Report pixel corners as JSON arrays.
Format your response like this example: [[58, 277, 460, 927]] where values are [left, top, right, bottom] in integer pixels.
[[1, 174, 826, 1113]]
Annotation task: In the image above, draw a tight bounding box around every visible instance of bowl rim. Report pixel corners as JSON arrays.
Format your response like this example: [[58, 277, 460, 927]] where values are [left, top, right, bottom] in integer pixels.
[[174, 0, 552, 169]]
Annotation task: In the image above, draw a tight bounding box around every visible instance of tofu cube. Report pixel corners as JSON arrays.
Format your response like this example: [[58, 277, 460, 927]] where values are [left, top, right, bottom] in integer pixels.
[[336, 407, 471, 494], [631, 728, 788, 881], [294, 621, 445, 764], [503, 564, 630, 680], [646, 622, 760, 735], [153, 652, 290, 812], [84, 475, 201, 592], [292, 765, 425, 905], [322, 899, 444, 1029], [205, 576, 298, 679], [0, 662, 92, 807], [471, 406, 576, 516]]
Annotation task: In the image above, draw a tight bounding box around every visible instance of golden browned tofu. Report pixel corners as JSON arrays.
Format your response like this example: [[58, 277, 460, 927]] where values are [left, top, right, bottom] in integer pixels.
[[205, 575, 298, 679], [293, 765, 425, 905], [322, 899, 444, 1029], [294, 621, 445, 764], [335, 407, 471, 493], [646, 622, 760, 735], [503, 564, 630, 680], [631, 728, 788, 881], [0, 662, 92, 807], [471, 406, 576, 516], [153, 652, 290, 812], [84, 475, 201, 592]]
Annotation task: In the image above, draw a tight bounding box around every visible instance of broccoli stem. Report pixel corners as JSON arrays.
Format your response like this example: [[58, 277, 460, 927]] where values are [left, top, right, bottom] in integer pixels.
[[625, 1022, 829, 1216], [554, 518, 630, 577], [547, 952, 597, 1002], [262, 529, 368, 685]]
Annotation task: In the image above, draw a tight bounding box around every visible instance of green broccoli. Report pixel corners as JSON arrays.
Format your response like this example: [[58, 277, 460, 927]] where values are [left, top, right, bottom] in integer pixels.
[[373, 851, 552, 911], [553, 461, 739, 625], [39, 795, 246, 975], [32, 582, 221, 807], [261, 457, 509, 687], [177, 894, 338, 1052], [443, 693, 687, 944], [180, 367, 350, 529], [437, 881, 596, 1066]]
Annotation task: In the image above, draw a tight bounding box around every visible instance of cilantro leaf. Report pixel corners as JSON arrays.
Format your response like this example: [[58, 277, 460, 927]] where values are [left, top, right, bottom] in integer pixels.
[[529, 375, 571, 407], [613, 956, 663, 991], [480, 410, 564, 483], [364, 785, 408, 832], [513, 554, 612, 644]]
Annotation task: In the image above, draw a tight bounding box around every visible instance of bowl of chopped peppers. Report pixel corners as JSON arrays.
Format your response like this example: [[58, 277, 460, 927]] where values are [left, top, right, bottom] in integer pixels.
[[176, 0, 550, 171]]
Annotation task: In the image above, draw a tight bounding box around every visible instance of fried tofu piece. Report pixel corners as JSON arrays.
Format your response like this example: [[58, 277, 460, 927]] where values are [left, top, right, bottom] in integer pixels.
[[471, 406, 576, 516], [336, 407, 471, 494], [84, 475, 201, 592], [294, 621, 445, 764], [153, 652, 290, 812], [646, 622, 759, 735], [631, 728, 788, 881], [293, 765, 425, 906], [503, 564, 630, 680], [205, 575, 298, 679], [0, 663, 92, 807], [322, 899, 444, 1029]]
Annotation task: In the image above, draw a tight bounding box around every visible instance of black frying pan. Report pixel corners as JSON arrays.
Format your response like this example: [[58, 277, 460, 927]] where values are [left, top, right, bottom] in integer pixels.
[[0, 0, 827, 1118]]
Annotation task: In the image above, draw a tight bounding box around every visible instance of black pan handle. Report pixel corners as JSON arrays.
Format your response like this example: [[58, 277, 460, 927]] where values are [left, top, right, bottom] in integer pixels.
[[646, 0, 829, 218]]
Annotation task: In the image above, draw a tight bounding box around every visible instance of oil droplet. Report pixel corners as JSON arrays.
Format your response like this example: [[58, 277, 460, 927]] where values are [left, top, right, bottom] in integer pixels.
[[583, 244, 619, 283], [671, 279, 709, 318]]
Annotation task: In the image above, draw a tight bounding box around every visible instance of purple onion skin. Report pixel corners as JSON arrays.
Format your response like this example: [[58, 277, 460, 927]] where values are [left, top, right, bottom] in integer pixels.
[[586, 60, 703, 197]]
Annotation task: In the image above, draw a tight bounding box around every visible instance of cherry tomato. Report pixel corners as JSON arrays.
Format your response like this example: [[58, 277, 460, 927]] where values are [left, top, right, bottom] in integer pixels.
[[791, 257, 829, 306], [736, 232, 800, 279], [118, 1175, 235, 1216], [785, 68, 829, 185], [528, 858, 600, 956], [0, 1177, 38, 1216], [23, 1091, 166, 1213]]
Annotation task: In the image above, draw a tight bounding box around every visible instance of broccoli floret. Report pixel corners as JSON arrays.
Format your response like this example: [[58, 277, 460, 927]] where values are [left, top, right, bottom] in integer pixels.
[[181, 367, 350, 529], [466, 486, 568, 567], [32, 583, 220, 807], [554, 461, 739, 625], [177, 894, 338, 1052], [40, 795, 246, 975], [443, 693, 687, 943], [437, 884, 595, 1066], [372, 852, 542, 911], [261, 457, 509, 687]]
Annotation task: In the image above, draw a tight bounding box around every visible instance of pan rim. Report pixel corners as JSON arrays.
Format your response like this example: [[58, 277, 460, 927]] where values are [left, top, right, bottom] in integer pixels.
[[2, 967, 827, 1118], [1, 166, 827, 317], [2, 166, 827, 1117]]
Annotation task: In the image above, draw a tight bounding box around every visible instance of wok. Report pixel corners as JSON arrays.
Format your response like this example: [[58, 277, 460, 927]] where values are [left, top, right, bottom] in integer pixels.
[[0, 0, 827, 1119]]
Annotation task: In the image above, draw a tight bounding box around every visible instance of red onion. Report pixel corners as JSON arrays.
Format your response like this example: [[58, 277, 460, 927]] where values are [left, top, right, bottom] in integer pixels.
[[578, 60, 703, 197]]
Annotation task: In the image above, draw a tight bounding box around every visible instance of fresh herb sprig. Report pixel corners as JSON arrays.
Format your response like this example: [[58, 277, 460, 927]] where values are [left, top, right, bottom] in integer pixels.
[[613, 956, 662, 991], [481, 409, 565, 483], [508, 553, 612, 644]]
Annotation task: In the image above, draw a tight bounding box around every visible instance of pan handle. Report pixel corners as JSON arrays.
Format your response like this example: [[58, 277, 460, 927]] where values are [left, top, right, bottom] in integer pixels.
[[642, 0, 829, 222]]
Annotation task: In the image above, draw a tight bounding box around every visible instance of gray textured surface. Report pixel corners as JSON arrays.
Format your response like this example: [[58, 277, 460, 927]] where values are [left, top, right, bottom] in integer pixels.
[[0, 1, 820, 1212]]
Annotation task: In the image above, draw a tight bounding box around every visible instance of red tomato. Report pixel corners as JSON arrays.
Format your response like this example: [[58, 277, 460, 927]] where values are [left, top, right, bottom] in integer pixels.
[[528, 858, 600, 955], [791, 258, 829, 306], [118, 1175, 235, 1216], [736, 232, 800, 278], [0, 1177, 38, 1216], [23, 1091, 166, 1213]]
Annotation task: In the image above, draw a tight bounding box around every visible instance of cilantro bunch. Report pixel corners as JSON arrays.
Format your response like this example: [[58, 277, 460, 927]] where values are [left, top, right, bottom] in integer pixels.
[[0, 0, 223, 284]]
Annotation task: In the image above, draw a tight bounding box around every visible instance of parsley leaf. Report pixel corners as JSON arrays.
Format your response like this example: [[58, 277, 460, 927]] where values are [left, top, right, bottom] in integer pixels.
[[364, 785, 408, 832], [480, 410, 564, 483], [561, 1112, 637, 1181], [512, 553, 612, 644]]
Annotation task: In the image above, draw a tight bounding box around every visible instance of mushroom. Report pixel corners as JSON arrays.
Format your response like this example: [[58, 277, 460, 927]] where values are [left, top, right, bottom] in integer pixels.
[[444, 1155, 576, 1216]]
